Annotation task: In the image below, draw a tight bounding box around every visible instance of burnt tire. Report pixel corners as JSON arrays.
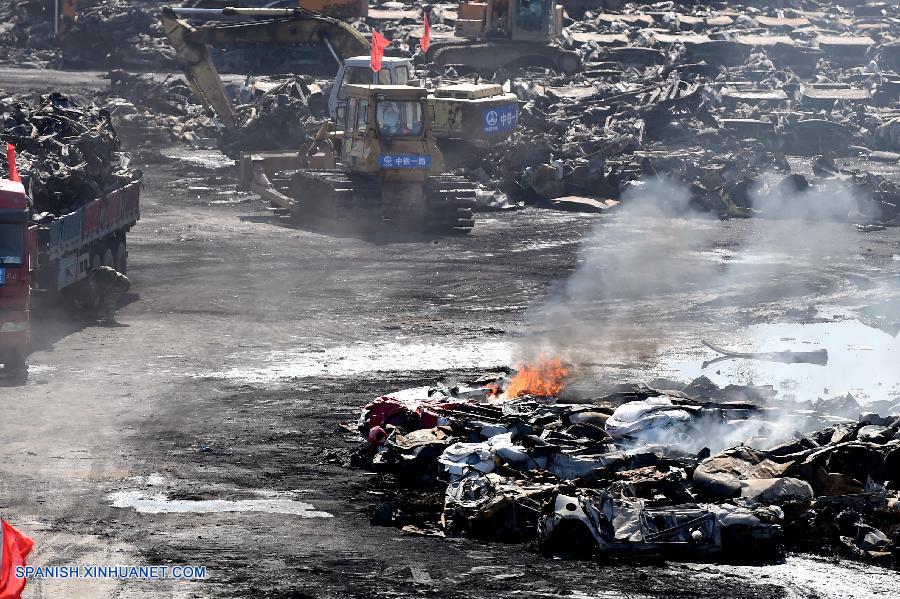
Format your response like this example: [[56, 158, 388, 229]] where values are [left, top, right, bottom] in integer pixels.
[[3, 350, 27, 375]]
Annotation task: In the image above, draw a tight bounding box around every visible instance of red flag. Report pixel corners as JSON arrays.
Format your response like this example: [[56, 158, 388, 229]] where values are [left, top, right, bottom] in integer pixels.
[[371, 30, 390, 73], [421, 14, 431, 53], [0, 520, 34, 599], [5, 144, 20, 183]]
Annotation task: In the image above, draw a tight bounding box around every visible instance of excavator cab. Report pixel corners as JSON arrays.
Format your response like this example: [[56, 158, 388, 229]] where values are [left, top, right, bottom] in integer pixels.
[[438, 0, 578, 74], [340, 85, 442, 181], [456, 0, 564, 42]]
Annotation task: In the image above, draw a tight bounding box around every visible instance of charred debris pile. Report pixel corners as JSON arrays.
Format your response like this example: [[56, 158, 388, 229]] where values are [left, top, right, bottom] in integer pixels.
[[343, 362, 900, 564], [0, 92, 141, 217], [100, 70, 327, 159], [0, 0, 174, 70]]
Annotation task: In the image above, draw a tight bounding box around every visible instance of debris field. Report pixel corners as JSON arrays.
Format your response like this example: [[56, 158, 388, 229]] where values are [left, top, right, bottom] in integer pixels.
[[34, 0, 900, 220]]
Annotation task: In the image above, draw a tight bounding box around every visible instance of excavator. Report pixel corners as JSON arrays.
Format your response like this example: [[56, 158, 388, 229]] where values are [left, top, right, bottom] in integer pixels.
[[57, 0, 366, 26], [228, 0, 367, 18], [426, 0, 582, 75], [238, 84, 477, 233], [160, 5, 369, 124], [159, 5, 526, 233]]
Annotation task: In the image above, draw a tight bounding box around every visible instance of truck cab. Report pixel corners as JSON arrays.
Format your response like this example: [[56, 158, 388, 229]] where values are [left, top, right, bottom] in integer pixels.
[[0, 179, 31, 373]]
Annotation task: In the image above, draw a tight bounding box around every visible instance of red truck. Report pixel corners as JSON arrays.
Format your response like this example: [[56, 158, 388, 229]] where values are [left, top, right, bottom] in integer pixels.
[[0, 176, 140, 374]]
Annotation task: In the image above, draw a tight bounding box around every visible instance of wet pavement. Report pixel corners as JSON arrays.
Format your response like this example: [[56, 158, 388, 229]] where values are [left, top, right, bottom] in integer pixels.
[[665, 319, 900, 404]]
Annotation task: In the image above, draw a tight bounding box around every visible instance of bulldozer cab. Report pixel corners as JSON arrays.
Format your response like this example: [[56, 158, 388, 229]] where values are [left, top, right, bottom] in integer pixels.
[[340, 85, 442, 180], [457, 0, 563, 42], [330, 57, 414, 121]]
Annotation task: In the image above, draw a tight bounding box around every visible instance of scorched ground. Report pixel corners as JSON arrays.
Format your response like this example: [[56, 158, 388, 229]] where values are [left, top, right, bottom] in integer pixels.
[[0, 75, 899, 598]]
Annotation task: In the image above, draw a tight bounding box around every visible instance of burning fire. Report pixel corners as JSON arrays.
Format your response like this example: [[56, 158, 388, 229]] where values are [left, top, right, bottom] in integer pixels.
[[501, 355, 570, 399]]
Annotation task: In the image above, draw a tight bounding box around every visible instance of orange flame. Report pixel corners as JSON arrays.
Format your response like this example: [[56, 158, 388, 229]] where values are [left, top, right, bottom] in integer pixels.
[[503, 355, 569, 398]]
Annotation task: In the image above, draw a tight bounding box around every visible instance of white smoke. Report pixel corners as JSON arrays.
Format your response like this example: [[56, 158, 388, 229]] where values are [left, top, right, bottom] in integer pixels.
[[516, 172, 885, 450]]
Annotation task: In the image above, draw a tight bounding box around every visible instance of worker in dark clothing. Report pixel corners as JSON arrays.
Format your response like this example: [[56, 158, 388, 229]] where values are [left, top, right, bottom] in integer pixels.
[[90, 266, 130, 325]]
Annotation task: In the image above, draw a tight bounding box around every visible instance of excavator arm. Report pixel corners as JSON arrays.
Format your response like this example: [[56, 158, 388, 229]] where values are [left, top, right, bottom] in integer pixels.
[[160, 7, 370, 127]]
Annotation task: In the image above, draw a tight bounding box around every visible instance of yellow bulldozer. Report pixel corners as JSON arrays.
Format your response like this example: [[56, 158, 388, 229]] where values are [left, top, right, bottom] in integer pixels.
[[238, 84, 477, 233], [426, 0, 581, 75]]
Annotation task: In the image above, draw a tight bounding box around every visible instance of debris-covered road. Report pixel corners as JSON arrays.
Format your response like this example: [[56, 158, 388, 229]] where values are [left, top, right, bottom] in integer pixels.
[[1, 133, 898, 596]]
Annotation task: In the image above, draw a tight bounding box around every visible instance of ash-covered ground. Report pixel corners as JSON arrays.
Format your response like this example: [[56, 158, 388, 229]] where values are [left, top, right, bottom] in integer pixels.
[[0, 137, 897, 597]]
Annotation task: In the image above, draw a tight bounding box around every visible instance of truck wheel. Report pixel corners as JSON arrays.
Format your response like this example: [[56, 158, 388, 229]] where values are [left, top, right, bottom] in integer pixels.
[[115, 240, 127, 275], [4, 350, 27, 375]]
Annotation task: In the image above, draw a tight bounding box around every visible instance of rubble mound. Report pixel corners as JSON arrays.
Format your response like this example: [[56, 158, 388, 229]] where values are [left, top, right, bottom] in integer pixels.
[[217, 76, 326, 159], [0, 0, 174, 70], [56, 1, 176, 70], [102, 70, 220, 148], [0, 1, 57, 66]]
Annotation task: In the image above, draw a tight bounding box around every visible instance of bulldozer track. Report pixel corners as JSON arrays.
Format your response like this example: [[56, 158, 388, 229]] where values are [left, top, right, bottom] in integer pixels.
[[428, 41, 581, 75], [282, 170, 477, 235]]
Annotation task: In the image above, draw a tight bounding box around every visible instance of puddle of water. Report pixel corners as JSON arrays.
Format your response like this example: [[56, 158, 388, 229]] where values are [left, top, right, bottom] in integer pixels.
[[208, 197, 249, 205], [509, 239, 580, 254], [109, 490, 333, 517], [161, 149, 233, 170], [702, 555, 900, 599], [702, 248, 793, 265], [203, 340, 513, 382], [662, 320, 900, 403]]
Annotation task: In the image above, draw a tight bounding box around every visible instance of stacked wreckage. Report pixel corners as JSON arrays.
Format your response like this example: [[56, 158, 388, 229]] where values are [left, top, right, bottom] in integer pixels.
[[347, 368, 900, 564], [0, 92, 141, 217]]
